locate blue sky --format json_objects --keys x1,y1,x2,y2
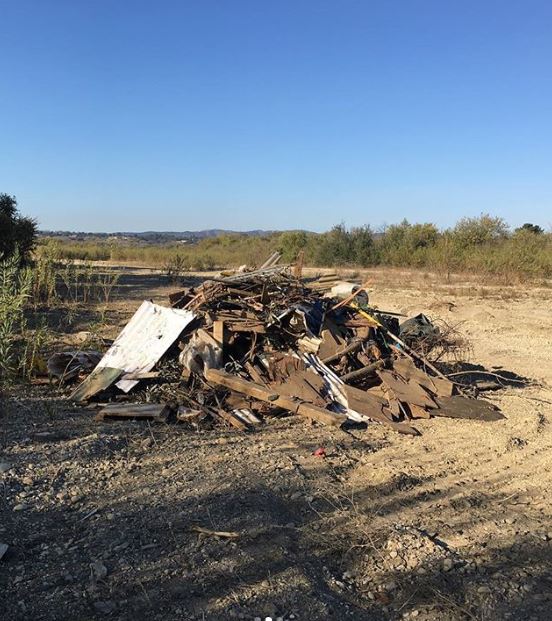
[{"x1": 1, "y1": 1, "x2": 551, "y2": 232}]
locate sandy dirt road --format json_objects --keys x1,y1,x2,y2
[{"x1": 1, "y1": 269, "x2": 551, "y2": 620}]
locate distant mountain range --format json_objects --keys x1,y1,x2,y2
[{"x1": 39, "y1": 229, "x2": 281, "y2": 242}]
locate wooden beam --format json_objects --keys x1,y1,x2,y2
[
  {"x1": 340, "y1": 359, "x2": 387, "y2": 383},
  {"x1": 205, "y1": 368, "x2": 347, "y2": 427},
  {"x1": 344, "y1": 385, "x2": 420, "y2": 436},
  {"x1": 96, "y1": 403, "x2": 170, "y2": 422},
  {"x1": 212, "y1": 320, "x2": 226, "y2": 348}
]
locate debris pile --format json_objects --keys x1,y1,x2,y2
[{"x1": 67, "y1": 265, "x2": 504, "y2": 435}]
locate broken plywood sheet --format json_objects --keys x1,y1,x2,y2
[
  {"x1": 393, "y1": 357, "x2": 454, "y2": 398},
  {"x1": 271, "y1": 370, "x2": 328, "y2": 407},
  {"x1": 317, "y1": 324, "x2": 346, "y2": 360},
  {"x1": 377, "y1": 369, "x2": 437, "y2": 409},
  {"x1": 72, "y1": 301, "x2": 195, "y2": 399},
  {"x1": 343, "y1": 384, "x2": 419, "y2": 436},
  {"x1": 433, "y1": 396, "x2": 505, "y2": 421}
]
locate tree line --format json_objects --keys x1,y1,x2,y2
[
  {"x1": 1, "y1": 192, "x2": 550, "y2": 279},
  {"x1": 278, "y1": 217, "x2": 551, "y2": 278}
]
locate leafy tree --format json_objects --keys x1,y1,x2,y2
[
  {"x1": 315, "y1": 224, "x2": 353, "y2": 266},
  {"x1": 516, "y1": 223, "x2": 544, "y2": 235},
  {"x1": 350, "y1": 226, "x2": 376, "y2": 266},
  {"x1": 0, "y1": 194, "x2": 37, "y2": 264},
  {"x1": 278, "y1": 230, "x2": 309, "y2": 262}
]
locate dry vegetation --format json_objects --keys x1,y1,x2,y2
[{"x1": 41, "y1": 216, "x2": 552, "y2": 281}]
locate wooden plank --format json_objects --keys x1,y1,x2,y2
[
  {"x1": 212, "y1": 320, "x2": 226, "y2": 348},
  {"x1": 120, "y1": 371, "x2": 160, "y2": 381},
  {"x1": 205, "y1": 368, "x2": 347, "y2": 427},
  {"x1": 322, "y1": 338, "x2": 362, "y2": 364},
  {"x1": 225, "y1": 321, "x2": 266, "y2": 333},
  {"x1": 69, "y1": 367, "x2": 123, "y2": 402},
  {"x1": 270, "y1": 371, "x2": 327, "y2": 407},
  {"x1": 377, "y1": 369, "x2": 437, "y2": 409},
  {"x1": 96, "y1": 403, "x2": 170, "y2": 422},
  {"x1": 393, "y1": 358, "x2": 454, "y2": 398},
  {"x1": 293, "y1": 250, "x2": 304, "y2": 279},
  {"x1": 344, "y1": 385, "x2": 420, "y2": 436},
  {"x1": 341, "y1": 359, "x2": 386, "y2": 383},
  {"x1": 408, "y1": 404, "x2": 431, "y2": 419},
  {"x1": 244, "y1": 361, "x2": 267, "y2": 385}
]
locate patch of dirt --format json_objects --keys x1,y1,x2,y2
[{"x1": 1, "y1": 270, "x2": 551, "y2": 620}]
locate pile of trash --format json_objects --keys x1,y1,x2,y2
[{"x1": 64, "y1": 261, "x2": 503, "y2": 435}]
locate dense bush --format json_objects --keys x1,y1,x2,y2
[{"x1": 0, "y1": 194, "x2": 37, "y2": 264}]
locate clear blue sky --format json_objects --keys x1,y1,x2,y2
[{"x1": 1, "y1": 1, "x2": 551, "y2": 232}]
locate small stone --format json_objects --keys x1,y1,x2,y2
[
  {"x1": 384, "y1": 580, "x2": 397, "y2": 591},
  {"x1": 90, "y1": 561, "x2": 108, "y2": 581},
  {"x1": 443, "y1": 558, "x2": 454, "y2": 572},
  {"x1": 93, "y1": 600, "x2": 115, "y2": 615},
  {"x1": 13, "y1": 504, "x2": 27, "y2": 512},
  {"x1": 477, "y1": 586, "x2": 491, "y2": 594},
  {"x1": 0, "y1": 463, "x2": 12, "y2": 474}
]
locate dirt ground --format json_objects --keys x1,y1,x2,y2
[{"x1": 1, "y1": 268, "x2": 551, "y2": 621}]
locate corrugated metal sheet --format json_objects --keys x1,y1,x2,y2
[{"x1": 95, "y1": 300, "x2": 195, "y2": 392}]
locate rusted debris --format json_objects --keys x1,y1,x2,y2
[{"x1": 68, "y1": 257, "x2": 504, "y2": 435}]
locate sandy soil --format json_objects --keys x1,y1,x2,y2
[{"x1": 1, "y1": 269, "x2": 551, "y2": 621}]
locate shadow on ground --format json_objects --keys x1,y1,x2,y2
[{"x1": 1, "y1": 392, "x2": 551, "y2": 621}]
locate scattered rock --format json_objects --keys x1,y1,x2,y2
[
  {"x1": 0, "y1": 462, "x2": 12, "y2": 474},
  {"x1": 90, "y1": 561, "x2": 108, "y2": 581},
  {"x1": 443, "y1": 558, "x2": 454, "y2": 572},
  {"x1": 93, "y1": 600, "x2": 115, "y2": 615}
]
